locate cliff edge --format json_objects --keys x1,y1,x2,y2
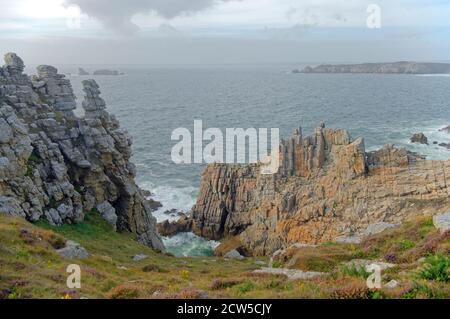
[{"x1": 0, "y1": 53, "x2": 164, "y2": 250}]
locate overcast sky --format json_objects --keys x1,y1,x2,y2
[{"x1": 0, "y1": 0, "x2": 449, "y2": 65}]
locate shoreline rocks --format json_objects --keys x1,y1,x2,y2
[
  {"x1": 176, "y1": 122, "x2": 450, "y2": 256},
  {"x1": 157, "y1": 214, "x2": 192, "y2": 237},
  {"x1": 439, "y1": 125, "x2": 450, "y2": 134},
  {"x1": 410, "y1": 133, "x2": 428, "y2": 145}
]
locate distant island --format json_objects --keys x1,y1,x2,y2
[
  {"x1": 93, "y1": 69, "x2": 123, "y2": 76},
  {"x1": 297, "y1": 62, "x2": 450, "y2": 74},
  {"x1": 78, "y1": 67, "x2": 89, "y2": 76}
]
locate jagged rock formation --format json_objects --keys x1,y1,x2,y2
[
  {"x1": 0, "y1": 53, "x2": 163, "y2": 251},
  {"x1": 176, "y1": 124, "x2": 450, "y2": 256},
  {"x1": 301, "y1": 62, "x2": 450, "y2": 74}
]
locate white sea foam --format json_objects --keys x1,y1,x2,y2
[
  {"x1": 139, "y1": 180, "x2": 198, "y2": 223},
  {"x1": 367, "y1": 122, "x2": 450, "y2": 160},
  {"x1": 416, "y1": 74, "x2": 450, "y2": 77},
  {"x1": 163, "y1": 232, "x2": 220, "y2": 257},
  {"x1": 139, "y1": 180, "x2": 219, "y2": 256}
]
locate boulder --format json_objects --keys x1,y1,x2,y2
[
  {"x1": 253, "y1": 268, "x2": 323, "y2": 280},
  {"x1": 335, "y1": 235, "x2": 362, "y2": 244},
  {"x1": 362, "y1": 222, "x2": 397, "y2": 237},
  {"x1": 344, "y1": 259, "x2": 396, "y2": 271},
  {"x1": 132, "y1": 254, "x2": 148, "y2": 262},
  {"x1": 157, "y1": 215, "x2": 192, "y2": 237},
  {"x1": 56, "y1": 240, "x2": 89, "y2": 259},
  {"x1": 224, "y1": 249, "x2": 244, "y2": 260},
  {"x1": 433, "y1": 212, "x2": 450, "y2": 233},
  {"x1": 410, "y1": 133, "x2": 428, "y2": 144}
]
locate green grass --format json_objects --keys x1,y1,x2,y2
[
  {"x1": 0, "y1": 215, "x2": 277, "y2": 299},
  {"x1": 399, "y1": 240, "x2": 416, "y2": 251},
  {"x1": 236, "y1": 281, "x2": 255, "y2": 294},
  {"x1": 340, "y1": 264, "x2": 371, "y2": 279},
  {"x1": 37, "y1": 210, "x2": 112, "y2": 241},
  {"x1": 401, "y1": 282, "x2": 448, "y2": 299},
  {"x1": 419, "y1": 254, "x2": 449, "y2": 282},
  {"x1": 0, "y1": 214, "x2": 448, "y2": 299}
]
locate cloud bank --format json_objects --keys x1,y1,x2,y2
[{"x1": 64, "y1": 0, "x2": 238, "y2": 35}]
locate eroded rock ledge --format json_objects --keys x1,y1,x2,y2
[
  {"x1": 169, "y1": 123, "x2": 449, "y2": 256},
  {"x1": 0, "y1": 53, "x2": 163, "y2": 251}
]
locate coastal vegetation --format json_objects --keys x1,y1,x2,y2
[{"x1": 0, "y1": 214, "x2": 447, "y2": 299}]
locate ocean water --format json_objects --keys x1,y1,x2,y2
[{"x1": 60, "y1": 65, "x2": 450, "y2": 256}]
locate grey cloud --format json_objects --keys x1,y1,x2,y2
[{"x1": 64, "y1": 0, "x2": 239, "y2": 35}]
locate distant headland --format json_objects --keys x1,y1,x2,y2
[{"x1": 295, "y1": 61, "x2": 450, "y2": 74}]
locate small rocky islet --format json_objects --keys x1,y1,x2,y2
[
  {"x1": 77, "y1": 68, "x2": 123, "y2": 76},
  {"x1": 410, "y1": 131, "x2": 450, "y2": 149}
]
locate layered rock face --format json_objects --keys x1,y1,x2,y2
[
  {"x1": 0, "y1": 53, "x2": 163, "y2": 250},
  {"x1": 186, "y1": 124, "x2": 450, "y2": 256}
]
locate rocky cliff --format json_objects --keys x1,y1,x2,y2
[
  {"x1": 0, "y1": 53, "x2": 163, "y2": 250},
  {"x1": 301, "y1": 62, "x2": 450, "y2": 74},
  {"x1": 175, "y1": 124, "x2": 450, "y2": 256}
]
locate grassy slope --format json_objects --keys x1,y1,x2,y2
[{"x1": 0, "y1": 213, "x2": 448, "y2": 299}]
